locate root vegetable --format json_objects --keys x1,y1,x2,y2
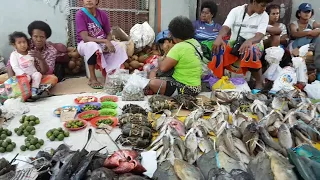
[
  {"x1": 124, "y1": 62, "x2": 130, "y2": 69},
  {"x1": 68, "y1": 51, "x2": 80, "y2": 58},
  {"x1": 129, "y1": 60, "x2": 142, "y2": 69},
  {"x1": 76, "y1": 60, "x2": 82, "y2": 66},
  {"x1": 138, "y1": 55, "x2": 148, "y2": 63},
  {"x1": 127, "y1": 40, "x2": 134, "y2": 57},
  {"x1": 132, "y1": 55, "x2": 138, "y2": 61},
  {"x1": 306, "y1": 51, "x2": 314, "y2": 56},
  {"x1": 68, "y1": 61, "x2": 76, "y2": 69}
]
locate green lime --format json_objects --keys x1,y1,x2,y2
[
  {"x1": 29, "y1": 145, "x2": 36, "y2": 151},
  {"x1": 26, "y1": 126, "x2": 33, "y2": 132},
  {"x1": 64, "y1": 131, "x2": 70, "y2": 137},
  {"x1": 0, "y1": 140, "x2": 3, "y2": 145},
  {"x1": 30, "y1": 130, "x2": 36, "y2": 135},
  {"x1": 73, "y1": 125, "x2": 79, "y2": 128},
  {"x1": 2, "y1": 141, "x2": 8, "y2": 148},
  {"x1": 29, "y1": 121, "x2": 36, "y2": 126},
  {"x1": 53, "y1": 130, "x2": 60, "y2": 137},
  {"x1": 49, "y1": 136, "x2": 55, "y2": 141},
  {"x1": 26, "y1": 142, "x2": 31, "y2": 147},
  {"x1": 20, "y1": 145, "x2": 26, "y2": 151},
  {"x1": 0, "y1": 134, "x2": 7, "y2": 140},
  {"x1": 29, "y1": 115, "x2": 36, "y2": 121},
  {"x1": 14, "y1": 128, "x2": 19, "y2": 133},
  {"x1": 6, "y1": 144, "x2": 13, "y2": 152},
  {"x1": 22, "y1": 115, "x2": 26, "y2": 119},
  {"x1": 58, "y1": 127, "x2": 63, "y2": 132},
  {"x1": 57, "y1": 134, "x2": 64, "y2": 141},
  {"x1": 17, "y1": 130, "x2": 22, "y2": 136},
  {"x1": 23, "y1": 122, "x2": 29, "y2": 126},
  {"x1": 19, "y1": 118, "x2": 24, "y2": 123},
  {"x1": 6, "y1": 139, "x2": 11, "y2": 143},
  {"x1": 11, "y1": 142, "x2": 16, "y2": 148},
  {"x1": 46, "y1": 132, "x2": 52, "y2": 138},
  {"x1": 31, "y1": 139, "x2": 38, "y2": 145},
  {"x1": 6, "y1": 131, "x2": 12, "y2": 136},
  {"x1": 0, "y1": 147, "x2": 5, "y2": 153},
  {"x1": 23, "y1": 131, "x2": 29, "y2": 137},
  {"x1": 66, "y1": 124, "x2": 71, "y2": 128},
  {"x1": 0, "y1": 127, "x2": 3, "y2": 131},
  {"x1": 35, "y1": 119, "x2": 40, "y2": 124},
  {"x1": 39, "y1": 139, "x2": 44, "y2": 145},
  {"x1": 35, "y1": 143, "x2": 41, "y2": 149}
]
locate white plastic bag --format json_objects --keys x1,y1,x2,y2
[
  {"x1": 263, "y1": 47, "x2": 284, "y2": 81},
  {"x1": 271, "y1": 66, "x2": 297, "y2": 92},
  {"x1": 292, "y1": 57, "x2": 308, "y2": 83},
  {"x1": 305, "y1": 81, "x2": 320, "y2": 99},
  {"x1": 104, "y1": 69, "x2": 129, "y2": 95},
  {"x1": 122, "y1": 73, "x2": 150, "y2": 101},
  {"x1": 130, "y1": 22, "x2": 155, "y2": 49}
]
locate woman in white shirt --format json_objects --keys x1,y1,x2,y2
[{"x1": 209, "y1": 0, "x2": 272, "y2": 93}]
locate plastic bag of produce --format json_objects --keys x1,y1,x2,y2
[
  {"x1": 130, "y1": 22, "x2": 155, "y2": 50},
  {"x1": 292, "y1": 57, "x2": 308, "y2": 83},
  {"x1": 263, "y1": 47, "x2": 284, "y2": 81},
  {"x1": 4, "y1": 75, "x2": 31, "y2": 101},
  {"x1": 270, "y1": 66, "x2": 297, "y2": 93},
  {"x1": 104, "y1": 69, "x2": 129, "y2": 95},
  {"x1": 122, "y1": 73, "x2": 150, "y2": 101}
]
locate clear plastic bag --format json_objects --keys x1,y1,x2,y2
[
  {"x1": 104, "y1": 69, "x2": 129, "y2": 95},
  {"x1": 122, "y1": 73, "x2": 150, "y2": 101},
  {"x1": 263, "y1": 47, "x2": 284, "y2": 81}
]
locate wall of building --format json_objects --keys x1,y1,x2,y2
[{"x1": 0, "y1": 0, "x2": 68, "y2": 60}]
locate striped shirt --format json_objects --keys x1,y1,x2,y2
[{"x1": 193, "y1": 20, "x2": 222, "y2": 42}]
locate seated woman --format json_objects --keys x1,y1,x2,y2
[
  {"x1": 149, "y1": 16, "x2": 202, "y2": 96},
  {"x1": 264, "y1": 4, "x2": 288, "y2": 48},
  {"x1": 289, "y1": 3, "x2": 320, "y2": 50},
  {"x1": 209, "y1": 0, "x2": 272, "y2": 93},
  {"x1": 7, "y1": 21, "x2": 60, "y2": 86},
  {"x1": 75, "y1": 0, "x2": 128, "y2": 89},
  {"x1": 193, "y1": 1, "x2": 222, "y2": 50}
]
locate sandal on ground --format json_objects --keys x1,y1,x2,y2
[{"x1": 88, "y1": 82, "x2": 103, "y2": 89}]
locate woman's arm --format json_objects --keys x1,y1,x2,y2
[
  {"x1": 289, "y1": 23, "x2": 309, "y2": 38},
  {"x1": 159, "y1": 57, "x2": 178, "y2": 72},
  {"x1": 267, "y1": 26, "x2": 282, "y2": 36},
  {"x1": 79, "y1": 31, "x2": 109, "y2": 44}
]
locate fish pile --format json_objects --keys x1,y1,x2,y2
[
  {"x1": 116, "y1": 104, "x2": 152, "y2": 149},
  {"x1": 150, "y1": 89, "x2": 320, "y2": 180}
]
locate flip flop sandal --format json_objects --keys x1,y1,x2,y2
[
  {"x1": 88, "y1": 83, "x2": 103, "y2": 89},
  {"x1": 251, "y1": 89, "x2": 261, "y2": 94}
]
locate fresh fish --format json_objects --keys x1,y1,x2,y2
[
  {"x1": 292, "y1": 128, "x2": 313, "y2": 145},
  {"x1": 168, "y1": 118, "x2": 186, "y2": 136},
  {"x1": 277, "y1": 124, "x2": 293, "y2": 149},
  {"x1": 198, "y1": 137, "x2": 213, "y2": 153},
  {"x1": 89, "y1": 167, "x2": 117, "y2": 180},
  {"x1": 184, "y1": 108, "x2": 204, "y2": 130},
  {"x1": 259, "y1": 126, "x2": 286, "y2": 156},
  {"x1": 173, "y1": 145, "x2": 184, "y2": 160},
  {"x1": 272, "y1": 97, "x2": 289, "y2": 113},
  {"x1": 287, "y1": 149, "x2": 317, "y2": 180},
  {"x1": 295, "y1": 112, "x2": 313, "y2": 123},
  {"x1": 270, "y1": 150, "x2": 297, "y2": 180},
  {"x1": 207, "y1": 168, "x2": 233, "y2": 180},
  {"x1": 239, "y1": 121, "x2": 251, "y2": 135},
  {"x1": 158, "y1": 135, "x2": 170, "y2": 162},
  {"x1": 185, "y1": 129, "x2": 198, "y2": 164},
  {"x1": 173, "y1": 159, "x2": 204, "y2": 180},
  {"x1": 230, "y1": 126, "x2": 242, "y2": 139},
  {"x1": 248, "y1": 152, "x2": 274, "y2": 180},
  {"x1": 196, "y1": 150, "x2": 218, "y2": 180},
  {"x1": 250, "y1": 100, "x2": 268, "y2": 119},
  {"x1": 71, "y1": 151, "x2": 98, "y2": 180},
  {"x1": 242, "y1": 123, "x2": 259, "y2": 156},
  {"x1": 217, "y1": 151, "x2": 246, "y2": 173},
  {"x1": 233, "y1": 137, "x2": 250, "y2": 156},
  {"x1": 222, "y1": 130, "x2": 239, "y2": 161},
  {"x1": 229, "y1": 169, "x2": 254, "y2": 180},
  {"x1": 153, "y1": 160, "x2": 179, "y2": 180},
  {"x1": 52, "y1": 150, "x2": 83, "y2": 180},
  {"x1": 267, "y1": 126, "x2": 278, "y2": 137},
  {"x1": 118, "y1": 173, "x2": 149, "y2": 180},
  {"x1": 156, "y1": 113, "x2": 168, "y2": 131}
]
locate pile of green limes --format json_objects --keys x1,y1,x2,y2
[
  {"x1": 65, "y1": 120, "x2": 85, "y2": 129},
  {"x1": 19, "y1": 115, "x2": 40, "y2": 126},
  {"x1": 0, "y1": 127, "x2": 12, "y2": 140},
  {"x1": 0, "y1": 138, "x2": 16, "y2": 153},
  {"x1": 46, "y1": 128, "x2": 69, "y2": 141},
  {"x1": 14, "y1": 124, "x2": 36, "y2": 137},
  {"x1": 20, "y1": 135, "x2": 44, "y2": 151}
]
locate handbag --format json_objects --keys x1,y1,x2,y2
[
  {"x1": 156, "y1": 41, "x2": 203, "y2": 77},
  {"x1": 230, "y1": 6, "x2": 247, "y2": 57}
]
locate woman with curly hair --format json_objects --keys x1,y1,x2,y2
[
  {"x1": 209, "y1": 0, "x2": 273, "y2": 93},
  {"x1": 148, "y1": 16, "x2": 203, "y2": 96},
  {"x1": 75, "y1": 0, "x2": 128, "y2": 89},
  {"x1": 7, "y1": 21, "x2": 63, "y2": 87}
]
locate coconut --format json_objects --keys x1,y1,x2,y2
[
  {"x1": 68, "y1": 61, "x2": 76, "y2": 69},
  {"x1": 68, "y1": 51, "x2": 80, "y2": 58},
  {"x1": 67, "y1": 47, "x2": 76, "y2": 52},
  {"x1": 76, "y1": 60, "x2": 82, "y2": 66},
  {"x1": 132, "y1": 55, "x2": 138, "y2": 61}
]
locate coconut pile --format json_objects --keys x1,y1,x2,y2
[{"x1": 65, "y1": 47, "x2": 83, "y2": 75}]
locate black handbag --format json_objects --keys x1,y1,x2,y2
[{"x1": 230, "y1": 6, "x2": 247, "y2": 57}]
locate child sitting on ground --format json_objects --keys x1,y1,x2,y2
[{"x1": 9, "y1": 31, "x2": 42, "y2": 98}]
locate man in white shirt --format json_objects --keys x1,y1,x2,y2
[{"x1": 209, "y1": 0, "x2": 272, "y2": 93}]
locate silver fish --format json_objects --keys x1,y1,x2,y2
[
  {"x1": 198, "y1": 137, "x2": 213, "y2": 153},
  {"x1": 292, "y1": 128, "x2": 313, "y2": 145},
  {"x1": 185, "y1": 129, "x2": 198, "y2": 164},
  {"x1": 196, "y1": 150, "x2": 218, "y2": 179},
  {"x1": 259, "y1": 126, "x2": 287, "y2": 156},
  {"x1": 184, "y1": 108, "x2": 204, "y2": 130},
  {"x1": 217, "y1": 151, "x2": 246, "y2": 173},
  {"x1": 173, "y1": 159, "x2": 205, "y2": 180},
  {"x1": 270, "y1": 150, "x2": 298, "y2": 180},
  {"x1": 277, "y1": 124, "x2": 293, "y2": 149},
  {"x1": 248, "y1": 152, "x2": 274, "y2": 180},
  {"x1": 233, "y1": 137, "x2": 250, "y2": 156}
]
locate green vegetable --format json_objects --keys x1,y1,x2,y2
[
  {"x1": 81, "y1": 104, "x2": 99, "y2": 111},
  {"x1": 66, "y1": 120, "x2": 85, "y2": 128},
  {"x1": 99, "y1": 109, "x2": 117, "y2": 116},
  {"x1": 96, "y1": 119, "x2": 114, "y2": 126},
  {"x1": 82, "y1": 113, "x2": 96, "y2": 119},
  {"x1": 101, "y1": 102, "x2": 118, "y2": 109}
]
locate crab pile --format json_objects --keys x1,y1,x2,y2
[
  {"x1": 148, "y1": 95, "x2": 176, "y2": 113},
  {"x1": 116, "y1": 104, "x2": 152, "y2": 148}
]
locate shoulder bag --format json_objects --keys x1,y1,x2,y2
[{"x1": 230, "y1": 6, "x2": 247, "y2": 57}]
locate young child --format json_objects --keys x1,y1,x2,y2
[{"x1": 9, "y1": 31, "x2": 42, "y2": 97}]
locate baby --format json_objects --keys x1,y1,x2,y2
[{"x1": 9, "y1": 31, "x2": 42, "y2": 97}]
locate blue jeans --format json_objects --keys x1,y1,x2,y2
[{"x1": 292, "y1": 37, "x2": 319, "y2": 49}]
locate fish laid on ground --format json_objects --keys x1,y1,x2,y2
[
  {"x1": 229, "y1": 169, "x2": 254, "y2": 180},
  {"x1": 88, "y1": 167, "x2": 118, "y2": 180},
  {"x1": 196, "y1": 150, "x2": 218, "y2": 180},
  {"x1": 270, "y1": 151, "x2": 298, "y2": 180},
  {"x1": 277, "y1": 124, "x2": 293, "y2": 149},
  {"x1": 217, "y1": 151, "x2": 246, "y2": 173},
  {"x1": 153, "y1": 160, "x2": 179, "y2": 180},
  {"x1": 248, "y1": 152, "x2": 274, "y2": 180},
  {"x1": 259, "y1": 126, "x2": 287, "y2": 156},
  {"x1": 173, "y1": 159, "x2": 204, "y2": 180},
  {"x1": 184, "y1": 108, "x2": 204, "y2": 130},
  {"x1": 291, "y1": 128, "x2": 313, "y2": 145},
  {"x1": 207, "y1": 168, "x2": 233, "y2": 180},
  {"x1": 242, "y1": 123, "x2": 259, "y2": 156},
  {"x1": 185, "y1": 129, "x2": 198, "y2": 164},
  {"x1": 287, "y1": 149, "x2": 317, "y2": 180}
]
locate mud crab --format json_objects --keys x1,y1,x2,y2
[
  {"x1": 118, "y1": 113, "x2": 151, "y2": 128},
  {"x1": 121, "y1": 123, "x2": 152, "y2": 139},
  {"x1": 148, "y1": 95, "x2": 176, "y2": 113},
  {"x1": 116, "y1": 136, "x2": 151, "y2": 149},
  {"x1": 122, "y1": 104, "x2": 148, "y2": 116},
  {"x1": 173, "y1": 94, "x2": 197, "y2": 110},
  {"x1": 104, "y1": 150, "x2": 146, "y2": 174}
]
